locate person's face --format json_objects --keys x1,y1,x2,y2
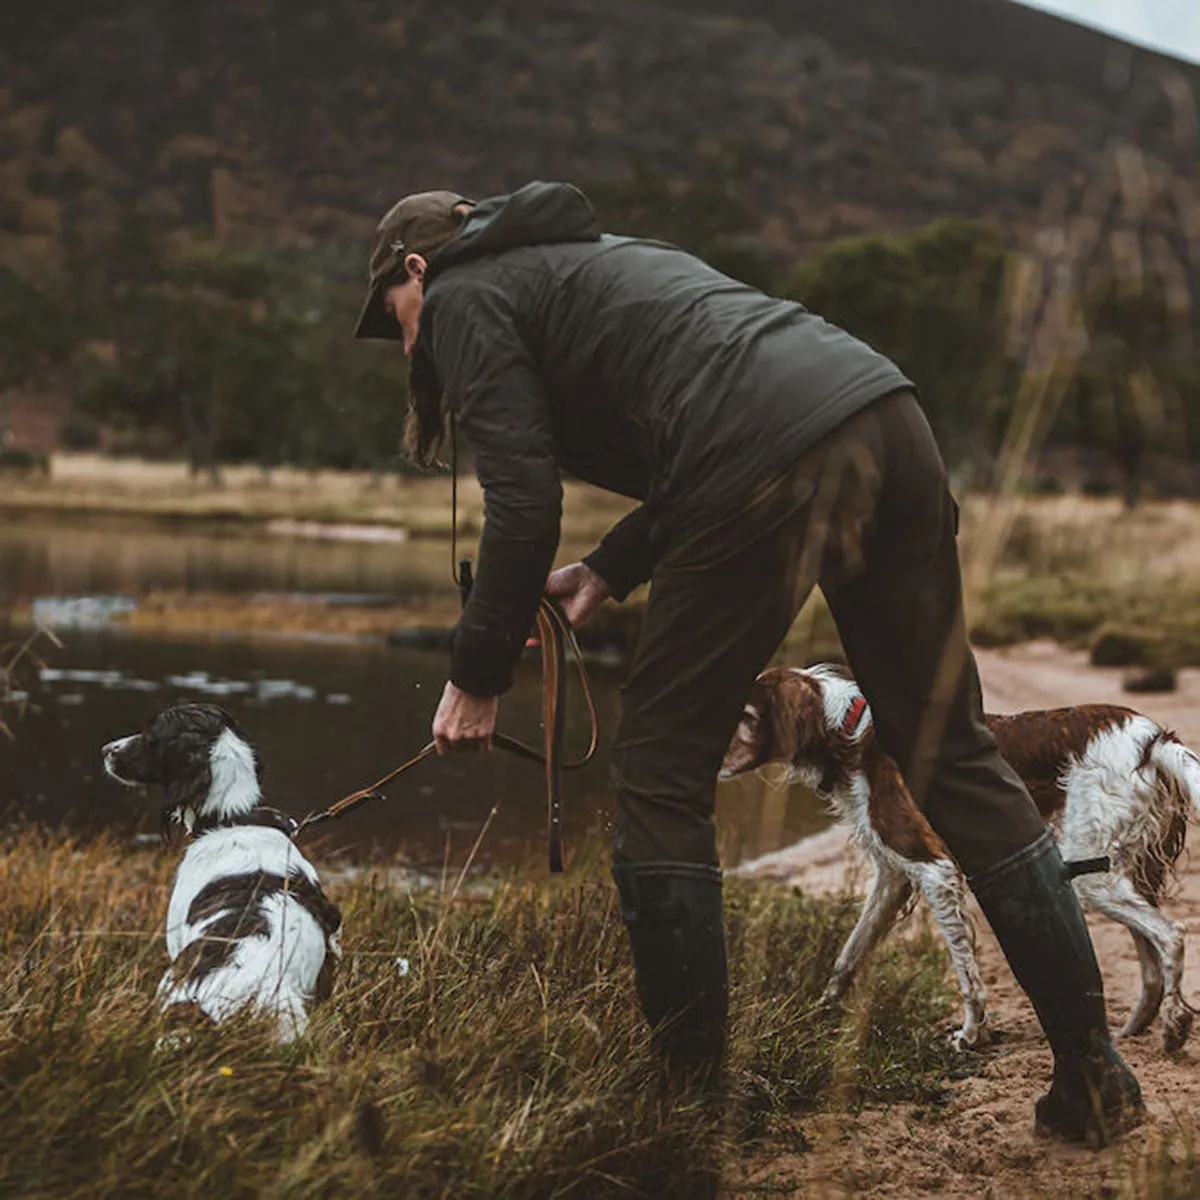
[{"x1": 384, "y1": 253, "x2": 428, "y2": 355}]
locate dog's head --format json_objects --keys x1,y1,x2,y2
[
  {"x1": 103, "y1": 702, "x2": 261, "y2": 836},
  {"x1": 720, "y1": 664, "x2": 868, "y2": 793}
]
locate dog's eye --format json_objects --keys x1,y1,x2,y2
[{"x1": 740, "y1": 706, "x2": 760, "y2": 733}]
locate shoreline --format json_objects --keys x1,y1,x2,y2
[
  {"x1": 6, "y1": 455, "x2": 1200, "y2": 669},
  {"x1": 0, "y1": 453, "x2": 638, "y2": 544}
]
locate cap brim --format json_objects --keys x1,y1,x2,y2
[{"x1": 353, "y1": 283, "x2": 403, "y2": 341}]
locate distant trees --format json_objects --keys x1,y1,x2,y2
[
  {"x1": 1057, "y1": 277, "x2": 1197, "y2": 506},
  {"x1": 780, "y1": 220, "x2": 1199, "y2": 498},
  {"x1": 588, "y1": 159, "x2": 783, "y2": 292},
  {"x1": 0, "y1": 267, "x2": 77, "y2": 451},
  {"x1": 781, "y1": 219, "x2": 1013, "y2": 478},
  {"x1": 69, "y1": 221, "x2": 412, "y2": 477},
  {"x1": 1, "y1": 187, "x2": 1197, "y2": 495}
]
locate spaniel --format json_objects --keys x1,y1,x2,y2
[
  {"x1": 103, "y1": 702, "x2": 341, "y2": 1043},
  {"x1": 721, "y1": 665, "x2": 1200, "y2": 1052}
]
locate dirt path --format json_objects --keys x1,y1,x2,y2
[{"x1": 738, "y1": 642, "x2": 1200, "y2": 1198}]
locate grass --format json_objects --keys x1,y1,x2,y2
[
  {"x1": 0, "y1": 830, "x2": 959, "y2": 1199},
  {"x1": 0, "y1": 627, "x2": 61, "y2": 738},
  {"x1": 961, "y1": 496, "x2": 1200, "y2": 666},
  {"x1": 1118, "y1": 1130, "x2": 1200, "y2": 1200}
]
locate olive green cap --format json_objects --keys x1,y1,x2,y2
[{"x1": 354, "y1": 190, "x2": 473, "y2": 340}]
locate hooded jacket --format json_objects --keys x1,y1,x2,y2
[{"x1": 413, "y1": 181, "x2": 912, "y2": 696}]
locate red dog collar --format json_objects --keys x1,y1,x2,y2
[{"x1": 841, "y1": 696, "x2": 868, "y2": 738}]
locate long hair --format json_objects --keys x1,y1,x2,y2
[
  {"x1": 403, "y1": 349, "x2": 449, "y2": 468},
  {"x1": 395, "y1": 202, "x2": 476, "y2": 468}
]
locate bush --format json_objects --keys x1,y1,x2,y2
[
  {"x1": 1090, "y1": 625, "x2": 1168, "y2": 669},
  {"x1": 780, "y1": 220, "x2": 1011, "y2": 467},
  {"x1": 106, "y1": 427, "x2": 181, "y2": 460},
  {"x1": 58, "y1": 417, "x2": 101, "y2": 450},
  {"x1": 1081, "y1": 476, "x2": 1117, "y2": 498},
  {"x1": 0, "y1": 448, "x2": 50, "y2": 475}
]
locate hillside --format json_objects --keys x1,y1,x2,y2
[{"x1": 2, "y1": 0, "x2": 1199, "y2": 277}]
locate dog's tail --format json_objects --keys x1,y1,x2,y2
[{"x1": 1146, "y1": 733, "x2": 1200, "y2": 820}]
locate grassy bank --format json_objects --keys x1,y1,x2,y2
[
  {"x1": 961, "y1": 497, "x2": 1200, "y2": 668},
  {"x1": 0, "y1": 454, "x2": 637, "y2": 548},
  {"x1": 0, "y1": 830, "x2": 960, "y2": 1198}
]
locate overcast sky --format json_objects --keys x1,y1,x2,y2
[{"x1": 1014, "y1": 0, "x2": 1200, "y2": 65}]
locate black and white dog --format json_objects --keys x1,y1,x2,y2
[{"x1": 103, "y1": 702, "x2": 342, "y2": 1043}]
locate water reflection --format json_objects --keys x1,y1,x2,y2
[
  {"x1": 0, "y1": 515, "x2": 832, "y2": 868},
  {"x1": 3, "y1": 629, "x2": 829, "y2": 868},
  {"x1": 0, "y1": 515, "x2": 451, "y2": 604}
]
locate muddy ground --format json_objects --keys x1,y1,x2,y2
[{"x1": 737, "y1": 642, "x2": 1200, "y2": 1199}]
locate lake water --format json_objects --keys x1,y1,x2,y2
[{"x1": 0, "y1": 515, "x2": 829, "y2": 868}]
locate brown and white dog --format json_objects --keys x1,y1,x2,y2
[{"x1": 720, "y1": 665, "x2": 1200, "y2": 1052}]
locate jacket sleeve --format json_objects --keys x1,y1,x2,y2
[
  {"x1": 582, "y1": 505, "x2": 657, "y2": 601},
  {"x1": 427, "y1": 280, "x2": 563, "y2": 697}
]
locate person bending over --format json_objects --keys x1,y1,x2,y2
[{"x1": 355, "y1": 181, "x2": 1142, "y2": 1143}]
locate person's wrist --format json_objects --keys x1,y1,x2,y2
[
  {"x1": 447, "y1": 676, "x2": 502, "y2": 702},
  {"x1": 579, "y1": 562, "x2": 609, "y2": 595}
]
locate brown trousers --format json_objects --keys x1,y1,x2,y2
[{"x1": 609, "y1": 389, "x2": 1046, "y2": 877}]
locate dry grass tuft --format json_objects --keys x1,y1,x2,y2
[
  {"x1": 0, "y1": 830, "x2": 957, "y2": 1198},
  {"x1": 0, "y1": 626, "x2": 61, "y2": 739},
  {"x1": 961, "y1": 497, "x2": 1200, "y2": 664}
]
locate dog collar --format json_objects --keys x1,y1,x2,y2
[
  {"x1": 172, "y1": 805, "x2": 300, "y2": 840},
  {"x1": 841, "y1": 696, "x2": 868, "y2": 738}
]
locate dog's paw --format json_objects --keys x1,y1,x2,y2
[
  {"x1": 818, "y1": 982, "x2": 848, "y2": 1011},
  {"x1": 949, "y1": 1021, "x2": 993, "y2": 1052},
  {"x1": 1162, "y1": 1009, "x2": 1194, "y2": 1055}
]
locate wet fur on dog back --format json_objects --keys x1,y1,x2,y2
[{"x1": 723, "y1": 665, "x2": 1200, "y2": 1052}]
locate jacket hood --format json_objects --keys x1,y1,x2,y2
[{"x1": 427, "y1": 181, "x2": 601, "y2": 280}]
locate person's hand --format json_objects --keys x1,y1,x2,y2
[
  {"x1": 543, "y1": 561, "x2": 611, "y2": 629},
  {"x1": 432, "y1": 680, "x2": 498, "y2": 756}
]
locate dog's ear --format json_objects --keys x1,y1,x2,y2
[
  {"x1": 210, "y1": 705, "x2": 263, "y2": 782},
  {"x1": 213, "y1": 705, "x2": 245, "y2": 738},
  {"x1": 767, "y1": 671, "x2": 827, "y2": 765},
  {"x1": 162, "y1": 744, "x2": 213, "y2": 817},
  {"x1": 721, "y1": 686, "x2": 772, "y2": 778}
]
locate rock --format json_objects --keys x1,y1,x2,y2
[
  {"x1": 1089, "y1": 625, "x2": 1163, "y2": 668},
  {"x1": 1122, "y1": 666, "x2": 1178, "y2": 694}
]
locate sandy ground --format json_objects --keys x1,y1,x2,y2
[{"x1": 736, "y1": 642, "x2": 1200, "y2": 1199}]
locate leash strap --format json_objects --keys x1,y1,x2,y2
[
  {"x1": 538, "y1": 599, "x2": 566, "y2": 872},
  {"x1": 294, "y1": 742, "x2": 438, "y2": 835},
  {"x1": 294, "y1": 599, "x2": 595, "y2": 860},
  {"x1": 296, "y1": 412, "x2": 598, "y2": 870}
]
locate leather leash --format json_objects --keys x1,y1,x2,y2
[{"x1": 295, "y1": 415, "x2": 599, "y2": 872}]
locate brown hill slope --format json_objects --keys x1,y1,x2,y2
[{"x1": 2, "y1": 0, "x2": 1199, "y2": 275}]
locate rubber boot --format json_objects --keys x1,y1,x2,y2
[
  {"x1": 968, "y1": 829, "x2": 1145, "y2": 1145},
  {"x1": 612, "y1": 860, "x2": 728, "y2": 1087}
]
